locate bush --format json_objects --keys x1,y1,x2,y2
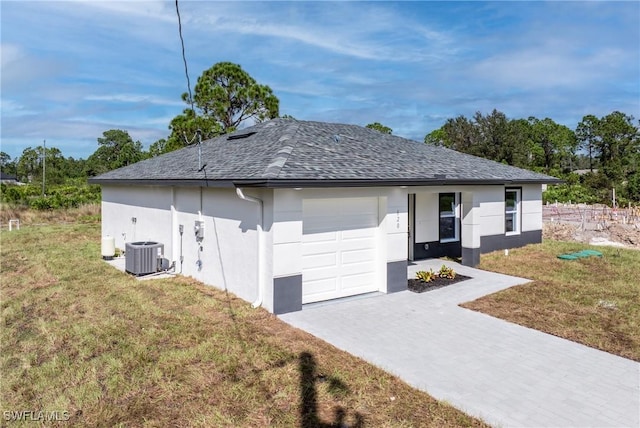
[
  {"x1": 0, "y1": 185, "x2": 23, "y2": 204},
  {"x1": 2, "y1": 183, "x2": 101, "y2": 210},
  {"x1": 543, "y1": 183, "x2": 599, "y2": 205},
  {"x1": 438, "y1": 265, "x2": 456, "y2": 279},
  {"x1": 416, "y1": 269, "x2": 436, "y2": 283},
  {"x1": 29, "y1": 197, "x2": 55, "y2": 210}
]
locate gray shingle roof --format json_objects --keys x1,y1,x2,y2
[{"x1": 90, "y1": 118, "x2": 561, "y2": 187}]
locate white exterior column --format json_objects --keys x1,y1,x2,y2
[{"x1": 461, "y1": 190, "x2": 481, "y2": 266}]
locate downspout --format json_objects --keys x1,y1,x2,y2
[
  {"x1": 172, "y1": 187, "x2": 182, "y2": 273},
  {"x1": 235, "y1": 187, "x2": 264, "y2": 309}
]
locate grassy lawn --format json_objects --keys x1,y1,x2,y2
[
  {"x1": 461, "y1": 241, "x2": 640, "y2": 362},
  {"x1": 1, "y1": 221, "x2": 484, "y2": 427}
]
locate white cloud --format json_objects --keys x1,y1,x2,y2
[
  {"x1": 0, "y1": 43, "x2": 24, "y2": 67},
  {"x1": 0, "y1": 43, "x2": 66, "y2": 89},
  {"x1": 84, "y1": 94, "x2": 184, "y2": 108},
  {"x1": 0, "y1": 99, "x2": 38, "y2": 117},
  {"x1": 73, "y1": 0, "x2": 173, "y2": 21},
  {"x1": 472, "y1": 45, "x2": 629, "y2": 90},
  {"x1": 34, "y1": 0, "x2": 175, "y2": 27},
  {"x1": 184, "y1": 2, "x2": 454, "y2": 63}
]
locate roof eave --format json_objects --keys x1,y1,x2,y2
[
  {"x1": 235, "y1": 177, "x2": 563, "y2": 188},
  {"x1": 88, "y1": 178, "x2": 236, "y2": 188},
  {"x1": 89, "y1": 177, "x2": 562, "y2": 188}
]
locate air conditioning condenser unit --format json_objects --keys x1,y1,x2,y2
[{"x1": 125, "y1": 241, "x2": 164, "y2": 275}]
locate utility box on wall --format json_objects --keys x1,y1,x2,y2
[{"x1": 194, "y1": 221, "x2": 205, "y2": 242}]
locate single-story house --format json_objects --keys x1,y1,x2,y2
[
  {"x1": 1, "y1": 172, "x2": 21, "y2": 185},
  {"x1": 90, "y1": 118, "x2": 560, "y2": 314}
]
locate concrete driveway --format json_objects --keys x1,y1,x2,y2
[{"x1": 279, "y1": 260, "x2": 640, "y2": 428}]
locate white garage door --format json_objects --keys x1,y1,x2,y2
[{"x1": 302, "y1": 197, "x2": 379, "y2": 304}]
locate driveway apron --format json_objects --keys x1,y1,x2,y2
[{"x1": 279, "y1": 261, "x2": 640, "y2": 428}]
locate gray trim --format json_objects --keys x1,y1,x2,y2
[
  {"x1": 462, "y1": 230, "x2": 542, "y2": 267},
  {"x1": 414, "y1": 240, "x2": 462, "y2": 260},
  {"x1": 273, "y1": 275, "x2": 302, "y2": 315},
  {"x1": 481, "y1": 230, "x2": 542, "y2": 253},
  {"x1": 241, "y1": 178, "x2": 562, "y2": 187},
  {"x1": 462, "y1": 247, "x2": 481, "y2": 267},
  {"x1": 387, "y1": 260, "x2": 408, "y2": 293},
  {"x1": 88, "y1": 178, "x2": 236, "y2": 188}
]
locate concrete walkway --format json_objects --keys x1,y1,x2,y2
[{"x1": 280, "y1": 260, "x2": 640, "y2": 428}]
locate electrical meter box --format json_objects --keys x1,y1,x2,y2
[{"x1": 194, "y1": 220, "x2": 205, "y2": 241}]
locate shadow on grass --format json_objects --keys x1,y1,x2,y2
[{"x1": 299, "y1": 351, "x2": 364, "y2": 428}]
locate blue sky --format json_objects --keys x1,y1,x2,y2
[{"x1": 1, "y1": 1, "x2": 639, "y2": 160}]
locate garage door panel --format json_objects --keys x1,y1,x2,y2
[
  {"x1": 340, "y1": 261, "x2": 374, "y2": 276},
  {"x1": 339, "y1": 213, "x2": 378, "y2": 230},
  {"x1": 304, "y1": 199, "x2": 335, "y2": 213},
  {"x1": 302, "y1": 197, "x2": 380, "y2": 304},
  {"x1": 302, "y1": 230, "x2": 338, "y2": 242},
  {"x1": 302, "y1": 252, "x2": 337, "y2": 271},
  {"x1": 339, "y1": 237, "x2": 374, "y2": 248},
  {"x1": 342, "y1": 227, "x2": 376, "y2": 240},
  {"x1": 304, "y1": 278, "x2": 338, "y2": 299},
  {"x1": 304, "y1": 267, "x2": 340, "y2": 282},
  {"x1": 341, "y1": 248, "x2": 375, "y2": 264},
  {"x1": 302, "y1": 240, "x2": 339, "y2": 254},
  {"x1": 303, "y1": 248, "x2": 337, "y2": 258},
  {"x1": 341, "y1": 272, "x2": 376, "y2": 291},
  {"x1": 303, "y1": 220, "x2": 339, "y2": 235},
  {"x1": 343, "y1": 198, "x2": 378, "y2": 213}
]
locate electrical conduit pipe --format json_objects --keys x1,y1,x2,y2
[{"x1": 235, "y1": 187, "x2": 264, "y2": 308}]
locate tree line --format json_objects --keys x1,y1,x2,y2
[
  {"x1": 2, "y1": 61, "x2": 638, "y2": 206},
  {"x1": 425, "y1": 110, "x2": 640, "y2": 204}
]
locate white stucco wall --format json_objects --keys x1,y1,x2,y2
[
  {"x1": 414, "y1": 192, "x2": 438, "y2": 242},
  {"x1": 385, "y1": 187, "x2": 409, "y2": 263},
  {"x1": 476, "y1": 184, "x2": 542, "y2": 235},
  {"x1": 101, "y1": 185, "x2": 173, "y2": 254},
  {"x1": 411, "y1": 184, "x2": 544, "y2": 245},
  {"x1": 101, "y1": 185, "x2": 263, "y2": 305},
  {"x1": 173, "y1": 187, "x2": 262, "y2": 304},
  {"x1": 475, "y1": 186, "x2": 505, "y2": 236},
  {"x1": 522, "y1": 184, "x2": 543, "y2": 232}
]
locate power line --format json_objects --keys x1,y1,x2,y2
[
  {"x1": 42, "y1": 139, "x2": 46, "y2": 197},
  {"x1": 175, "y1": 0, "x2": 195, "y2": 116}
]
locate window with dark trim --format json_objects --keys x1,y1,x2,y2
[
  {"x1": 439, "y1": 192, "x2": 459, "y2": 242},
  {"x1": 505, "y1": 188, "x2": 521, "y2": 235}
]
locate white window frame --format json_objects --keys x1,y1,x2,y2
[
  {"x1": 439, "y1": 192, "x2": 460, "y2": 243},
  {"x1": 505, "y1": 188, "x2": 521, "y2": 236}
]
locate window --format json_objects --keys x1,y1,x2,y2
[
  {"x1": 505, "y1": 188, "x2": 521, "y2": 235},
  {"x1": 439, "y1": 193, "x2": 459, "y2": 242}
]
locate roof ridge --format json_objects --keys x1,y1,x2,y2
[{"x1": 262, "y1": 121, "x2": 302, "y2": 178}]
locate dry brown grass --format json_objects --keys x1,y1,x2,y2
[
  {"x1": 462, "y1": 241, "x2": 640, "y2": 361},
  {"x1": 1, "y1": 223, "x2": 485, "y2": 427},
  {"x1": 0, "y1": 203, "x2": 100, "y2": 227}
]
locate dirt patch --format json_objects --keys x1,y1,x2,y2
[
  {"x1": 408, "y1": 274, "x2": 472, "y2": 293},
  {"x1": 542, "y1": 203, "x2": 640, "y2": 249},
  {"x1": 543, "y1": 221, "x2": 640, "y2": 249}
]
